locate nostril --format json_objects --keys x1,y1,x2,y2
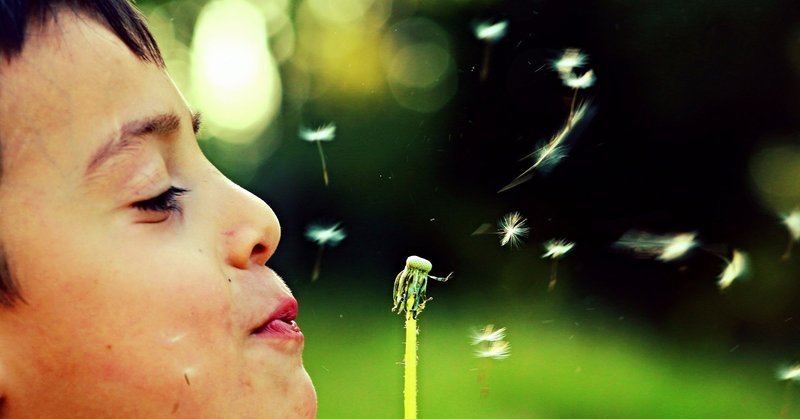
[{"x1": 252, "y1": 243, "x2": 268, "y2": 262}]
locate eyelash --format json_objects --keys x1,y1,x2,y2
[{"x1": 132, "y1": 186, "x2": 189, "y2": 214}]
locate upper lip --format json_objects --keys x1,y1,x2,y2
[{"x1": 250, "y1": 297, "x2": 298, "y2": 334}]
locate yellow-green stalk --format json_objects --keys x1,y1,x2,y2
[
  {"x1": 404, "y1": 301, "x2": 418, "y2": 419},
  {"x1": 392, "y1": 256, "x2": 450, "y2": 419}
]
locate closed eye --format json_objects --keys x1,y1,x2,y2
[{"x1": 132, "y1": 186, "x2": 189, "y2": 214}]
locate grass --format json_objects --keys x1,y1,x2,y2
[{"x1": 298, "y1": 282, "x2": 788, "y2": 418}]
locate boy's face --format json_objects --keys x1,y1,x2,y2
[{"x1": 0, "y1": 11, "x2": 315, "y2": 418}]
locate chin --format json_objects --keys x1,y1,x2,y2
[
  {"x1": 292, "y1": 369, "x2": 317, "y2": 418},
  {"x1": 262, "y1": 367, "x2": 316, "y2": 418}
]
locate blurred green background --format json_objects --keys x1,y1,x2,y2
[{"x1": 140, "y1": 0, "x2": 800, "y2": 416}]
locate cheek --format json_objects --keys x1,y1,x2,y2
[{"x1": 7, "y1": 238, "x2": 240, "y2": 409}]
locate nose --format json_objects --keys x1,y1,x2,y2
[{"x1": 220, "y1": 179, "x2": 281, "y2": 269}]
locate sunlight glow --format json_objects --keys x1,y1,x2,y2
[
  {"x1": 307, "y1": 0, "x2": 385, "y2": 25},
  {"x1": 190, "y1": 0, "x2": 281, "y2": 144}
]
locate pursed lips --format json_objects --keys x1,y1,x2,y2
[{"x1": 249, "y1": 297, "x2": 304, "y2": 348}]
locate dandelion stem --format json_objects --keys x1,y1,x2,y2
[
  {"x1": 782, "y1": 237, "x2": 794, "y2": 261},
  {"x1": 404, "y1": 300, "x2": 418, "y2": 419},
  {"x1": 392, "y1": 256, "x2": 452, "y2": 419},
  {"x1": 568, "y1": 88, "x2": 579, "y2": 128},
  {"x1": 478, "y1": 357, "x2": 491, "y2": 398},
  {"x1": 393, "y1": 256, "x2": 449, "y2": 419},
  {"x1": 781, "y1": 380, "x2": 793, "y2": 419},
  {"x1": 480, "y1": 43, "x2": 493, "y2": 81},
  {"x1": 311, "y1": 245, "x2": 325, "y2": 282},
  {"x1": 548, "y1": 257, "x2": 559, "y2": 291},
  {"x1": 315, "y1": 140, "x2": 329, "y2": 186}
]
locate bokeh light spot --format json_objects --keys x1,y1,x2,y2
[
  {"x1": 190, "y1": 0, "x2": 281, "y2": 144},
  {"x1": 749, "y1": 142, "x2": 800, "y2": 211},
  {"x1": 382, "y1": 17, "x2": 456, "y2": 112},
  {"x1": 307, "y1": 0, "x2": 381, "y2": 25},
  {"x1": 293, "y1": 1, "x2": 387, "y2": 96},
  {"x1": 388, "y1": 42, "x2": 451, "y2": 88}
]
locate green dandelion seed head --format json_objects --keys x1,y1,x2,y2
[{"x1": 405, "y1": 256, "x2": 432, "y2": 272}]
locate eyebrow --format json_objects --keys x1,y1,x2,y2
[{"x1": 84, "y1": 111, "x2": 202, "y2": 178}]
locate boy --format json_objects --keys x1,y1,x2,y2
[{"x1": 0, "y1": 1, "x2": 316, "y2": 417}]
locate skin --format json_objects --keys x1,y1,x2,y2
[{"x1": 0, "y1": 11, "x2": 316, "y2": 418}]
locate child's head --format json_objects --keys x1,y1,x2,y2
[{"x1": 0, "y1": 1, "x2": 316, "y2": 416}]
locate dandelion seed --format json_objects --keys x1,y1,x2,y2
[
  {"x1": 299, "y1": 123, "x2": 336, "y2": 142},
  {"x1": 473, "y1": 19, "x2": 508, "y2": 81},
  {"x1": 659, "y1": 233, "x2": 697, "y2": 261},
  {"x1": 305, "y1": 223, "x2": 346, "y2": 281},
  {"x1": 529, "y1": 101, "x2": 590, "y2": 168},
  {"x1": 531, "y1": 142, "x2": 568, "y2": 173},
  {"x1": 563, "y1": 69, "x2": 595, "y2": 128},
  {"x1": 499, "y1": 102, "x2": 594, "y2": 192},
  {"x1": 782, "y1": 209, "x2": 800, "y2": 260},
  {"x1": 470, "y1": 324, "x2": 507, "y2": 345},
  {"x1": 542, "y1": 239, "x2": 575, "y2": 259},
  {"x1": 778, "y1": 364, "x2": 800, "y2": 382},
  {"x1": 499, "y1": 51, "x2": 596, "y2": 193},
  {"x1": 475, "y1": 340, "x2": 511, "y2": 360},
  {"x1": 299, "y1": 123, "x2": 336, "y2": 186},
  {"x1": 551, "y1": 48, "x2": 595, "y2": 125},
  {"x1": 498, "y1": 48, "x2": 595, "y2": 192},
  {"x1": 542, "y1": 239, "x2": 575, "y2": 291},
  {"x1": 552, "y1": 48, "x2": 588, "y2": 76},
  {"x1": 717, "y1": 249, "x2": 747, "y2": 290},
  {"x1": 305, "y1": 223, "x2": 346, "y2": 245},
  {"x1": 472, "y1": 216, "x2": 528, "y2": 248},
  {"x1": 474, "y1": 20, "x2": 508, "y2": 43},
  {"x1": 562, "y1": 69, "x2": 596, "y2": 89},
  {"x1": 615, "y1": 230, "x2": 698, "y2": 262},
  {"x1": 498, "y1": 212, "x2": 529, "y2": 248},
  {"x1": 784, "y1": 210, "x2": 800, "y2": 240},
  {"x1": 471, "y1": 325, "x2": 510, "y2": 397}
]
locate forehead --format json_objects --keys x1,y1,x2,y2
[{"x1": 0, "y1": 11, "x2": 180, "y2": 181}]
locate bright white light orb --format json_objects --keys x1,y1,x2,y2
[{"x1": 190, "y1": 0, "x2": 281, "y2": 144}]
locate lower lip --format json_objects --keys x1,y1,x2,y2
[{"x1": 252, "y1": 319, "x2": 304, "y2": 341}]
